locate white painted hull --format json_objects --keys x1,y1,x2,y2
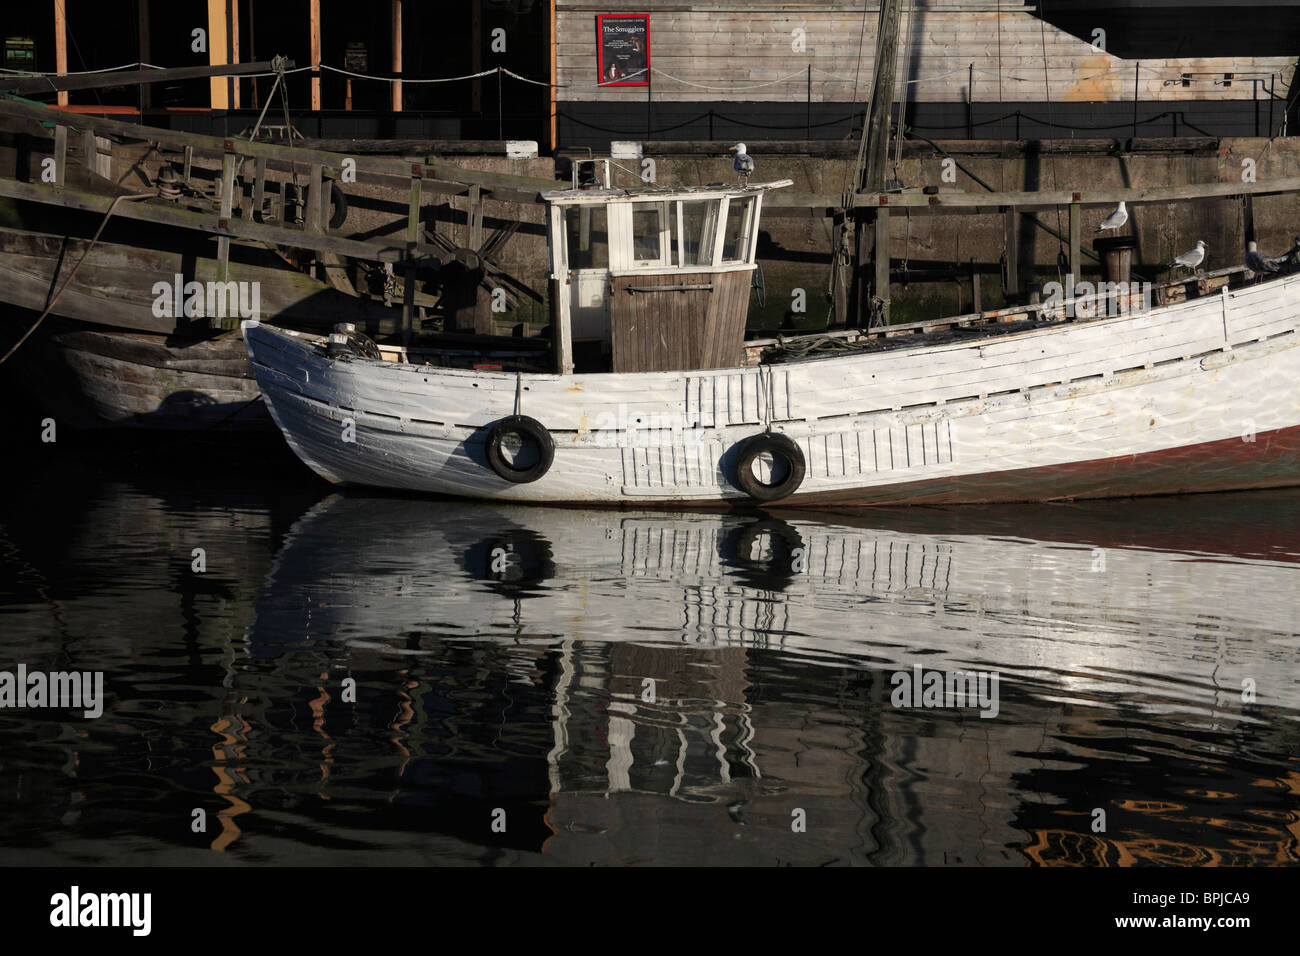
[{"x1": 243, "y1": 274, "x2": 1300, "y2": 505}]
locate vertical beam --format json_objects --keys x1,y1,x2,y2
[
  {"x1": 229, "y1": 0, "x2": 240, "y2": 110},
  {"x1": 468, "y1": 184, "x2": 483, "y2": 250},
  {"x1": 874, "y1": 207, "x2": 890, "y2": 327},
  {"x1": 1068, "y1": 201, "x2": 1081, "y2": 283},
  {"x1": 549, "y1": 0, "x2": 557, "y2": 152},
  {"x1": 862, "y1": 0, "x2": 902, "y2": 193},
  {"x1": 240, "y1": 160, "x2": 253, "y2": 221},
  {"x1": 217, "y1": 151, "x2": 237, "y2": 287},
  {"x1": 82, "y1": 128, "x2": 96, "y2": 176},
  {"x1": 53, "y1": 125, "x2": 67, "y2": 185},
  {"x1": 252, "y1": 156, "x2": 266, "y2": 221},
  {"x1": 551, "y1": 207, "x2": 572, "y2": 373},
  {"x1": 831, "y1": 211, "x2": 847, "y2": 327},
  {"x1": 403, "y1": 166, "x2": 423, "y2": 344},
  {"x1": 247, "y1": 0, "x2": 259, "y2": 109},
  {"x1": 305, "y1": 163, "x2": 324, "y2": 233},
  {"x1": 391, "y1": 1, "x2": 403, "y2": 111},
  {"x1": 1003, "y1": 206, "x2": 1019, "y2": 300},
  {"x1": 207, "y1": 0, "x2": 229, "y2": 110},
  {"x1": 54, "y1": 0, "x2": 69, "y2": 107},
  {"x1": 852, "y1": 214, "x2": 867, "y2": 326},
  {"x1": 137, "y1": 0, "x2": 152, "y2": 110},
  {"x1": 309, "y1": 0, "x2": 322, "y2": 111}
]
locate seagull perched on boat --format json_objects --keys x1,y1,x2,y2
[
  {"x1": 729, "y1": 143, "x2": 754, "y2": 183},
  {"x1": 1281, "y1": 235, "x2": 1300, "y2": 273},
  {"x1": 1245, "y1": 240, "x2": 1284, "y2": 281},
  {"x1": 1096, "y1": 201, "x2": 1128, "y2": 234},
  {"x1": 1169, "y1": 240, "x2": 1207, "y2": 274}
]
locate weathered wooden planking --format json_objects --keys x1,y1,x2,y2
[
  {"x1": 557, "y1": 6, "x2": 1294, "y2": 105},
  {"x1": 47, "y1": 329, "x2": 267, "y2": 430},
  {"x1": 609, "y1": 268, "x2": 751, "y2": 372},
  {"x1": 0, "y1": 224, "x2": 406, "y2": 336}
]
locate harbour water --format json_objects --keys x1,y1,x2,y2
[{"x1": 1, "y1": 435, "x2": 1297, "y2": 866}]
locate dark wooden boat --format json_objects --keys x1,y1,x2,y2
[{"x1": 0, "y1": 83, "x2": 552, "y2": 430}]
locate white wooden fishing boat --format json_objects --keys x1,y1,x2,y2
[{"x1": 243, "y1": 170, "x2": 1300, "y2": 506}]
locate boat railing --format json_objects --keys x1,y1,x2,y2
[{"x1": 743, "y1": 264, "x2": 1256, "y2": 362}]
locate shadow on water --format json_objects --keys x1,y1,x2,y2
[{"x1": 0, "y1": 438, "x2": 1297, "y2": 865}]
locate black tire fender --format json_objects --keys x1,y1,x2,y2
[
  {"x1": 733, "y1": 433, "x2": 806, "y2": 502},
  {"x1": 485, "y1": 415, "x2": 555, "y2": 484}
]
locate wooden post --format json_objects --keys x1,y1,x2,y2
[
  {"x1": 874, "y1": 207, "x2": 891, "y2": 327},
  {"x1": 207, "y1": 0, "x2": 229, "y2": 110},
  {"x1": 82, "y1": 128, "x2": 96, "y2": 176},
  {"x1": 391, "y1": 1, "x2": 403, "y2": 112},
  {"x1": 253, "y1": 156, "x2": 267, "y2": 220},
  {"x1": 54, "y1": 0, "x2": 69, "y2": 107},
  {"x1": 549, "y1": 0, "x2": 557, "y2": 151},
  {"x1": 305, "y1": 163, "x2": 324, "y2": 233},
  {"x1": 1068, "y1": 201, "x2": 1081, "y2": 283},
  {"x1": 53, "y1": 125, "x2": 67, "y2": 185},
  {"x1": 852, "y1": 214, "x2": 867, "y2": 325},
  {"x1": 217, "y1": 151, "x2": 236, "y2": 290},
  {"x1": 970, "y1": 258, "x2": 981, "y2": 312},
  {"x1": 1003, "y1": 206, "x2": 1018, "y2": 300},
  {"x1": 831, "y1": 211, "x2": 847, "y2": 326},
  {"x1": 403, "y1": 166, "x2": 422, "y2": 344},
  {"x1": 468, "y1": 184, "x2": 483, "y2": 250},
  {"x1": 862, "y1": 0, "x2": 902, "y2": 193},
  {"x1": 229, "y1": 0, "x2": 240, "y2": 110},
  {"x1": 309, "y1": 0, "x2": 322, "y2": 111}
]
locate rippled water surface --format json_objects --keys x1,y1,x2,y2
[{"x1": 1, "y1": 440, "x2": 1298, "y2": 866}]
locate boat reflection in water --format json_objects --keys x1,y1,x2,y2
[{"x1": 247, "y1": 492, "x2": 1300, "y2": 865}]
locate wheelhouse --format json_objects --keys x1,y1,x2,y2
[{"x1": 542, "y1": 180, "x2": 792, "y2": 374}]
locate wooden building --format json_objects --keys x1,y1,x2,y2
[
  {"x1": 556, "y1": 0, "x2": 1300, "y2": 146},
  {"x1": 3, "y1": 1, "x2": 551, "y2": 143},
  {"x1": 7, "y1": 3, "x2": 1299, "y2": 150}
]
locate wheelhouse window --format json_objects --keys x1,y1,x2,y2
[
  {"x1": 721, "y1": 197, "x2": 755, "y2": 263},
  {"x1": 676, "y1": 199, "x2": 719, "y2": 267},
  {"x1": 564, "y1": 205, "x2": 609, "y2": 270},
  {"x1": 631, "y1": 202, "x2": 671, "y2": 266}
]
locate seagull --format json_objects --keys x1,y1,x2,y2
[
  {"x1": 1245, "y1": 240, "x2": 1283, "y2": 280},
  {"x1": 1096, "y1": 201, "x2": 1128, "y2": 234},
  {"x1": 1170, "y1": 240, "x2": 1207, "y2": 273},
  {"x1": 1282, "y1": 235, "x2": 1300, "y2": 273},
  {"x1": 729, "y1": 143, "x2": 754, "y2": 183}
]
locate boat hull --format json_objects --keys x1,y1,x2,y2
[
  {"x1": 11, "y1": 324, "x2": 268, "y2": 430},
  {"x1": 244, "y1": 274, "x2": 1300, "y2": 505}
]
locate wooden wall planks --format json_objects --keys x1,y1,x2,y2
[
  {"x1": 610, "y1": 268, "x2": 752, "y2": 372},
  {"x1": 557, "y1": 4, "x2": 1294, "y2": 105}
]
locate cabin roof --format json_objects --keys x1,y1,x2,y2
[{"x1": 541, "y1": 179, "x2": 793, "y2": 205}]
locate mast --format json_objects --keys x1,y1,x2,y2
[
  {"x1": 837, "y1": 0, "x2": 904, "y2": 328},
  {"x1": 862, "y1": 0, "x2": 904, "y2": 327},
  {"x1": 860, "y1": 0, "x2": 903, "y2": 195}
]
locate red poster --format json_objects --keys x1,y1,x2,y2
[{"x1": 596, "y1": 14, "x2": 650, "y2": 87}]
